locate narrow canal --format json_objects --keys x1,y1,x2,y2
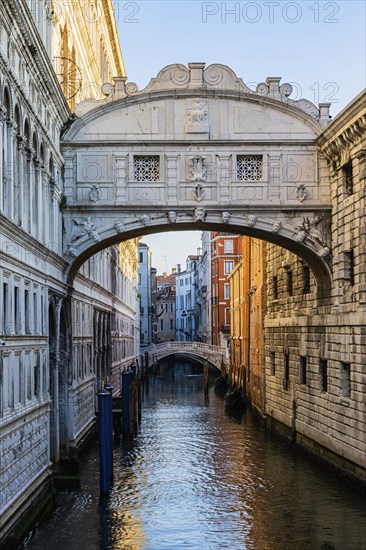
[{"x1": 24, "y1": 359, "x2": 366, "y2": 550}]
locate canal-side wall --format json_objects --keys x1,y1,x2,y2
[{"x1": 263, "y1": 94, "x2": 366, "y2": 483}]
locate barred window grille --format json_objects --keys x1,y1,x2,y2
[
  {"x1": 134, "y1": 156, "x2": 159, "y2": 181},
  {"x1": 237, "y1": 155, "x2": 262, "y2": 181}
]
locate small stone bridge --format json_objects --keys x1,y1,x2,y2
[{"x1": 141, "y1": 341, "x2": 229, "y2": 372}]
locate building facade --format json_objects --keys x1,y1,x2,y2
[
  {"x1": 156, "y1": 271, "x2": 176, "y2": 342},
  {"x1": 211, "y1": 233, "x2": 242, "y2": 348},
  {"x1": 195, "y1": 232, "x2": 212, "y2": 344},
  {"x1": 0, "y1": 0, "x2": 139, "y2": 543},
  {"x1": 175, "y1": 256, "x2": 198, "y2": 342},
  {"x1": 138, "y1": 242, "x2": 154, "y2": 346},
  {"x1": 229, "y1": 237, "x2": 266, "y2": 412}
]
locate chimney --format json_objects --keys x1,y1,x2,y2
[
  {"x1": 172, "y1": 267, "x2": 176, "y2": 273},
  {"x1": 177, "y1": 264, "x2": 181, "y2": 273}
]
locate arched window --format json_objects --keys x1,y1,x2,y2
[
  {"x1": 14, "y1": 104, "x2": 21, "y2": 224},
  {"x1": 2, "y1": 87, "x2": 11, "y2": 215},
  {"x1": 22, "y1": 119, "x2": 30, "y2": 229},
  {"x1": 31, "y1": 131, "x2": 38, "y2": 236}
]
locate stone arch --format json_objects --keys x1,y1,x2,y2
[
  {"x1": 65, "y1": 216, "x2": 332, "y2": 301},
  {"x1": 2, "y1": 84, "x2": 12, "y2": 119},
  {"x1": 152, "y1": 351, "x2": 222, "y2": 373}
]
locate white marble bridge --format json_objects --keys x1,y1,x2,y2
[{"x1": 142, "y1": 341, "x2": 229, "y2": 372}]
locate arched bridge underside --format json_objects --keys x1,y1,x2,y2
[
  {"x1": 61, "y1": 63, "x2": 333, "y2": 299},
  {"x1": 142, "y1": 342, "x2": 229, "y2": 372}
]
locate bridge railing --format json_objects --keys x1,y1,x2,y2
[{"x1": 143, "y1": 341, "x2": 227, "y2": 355}]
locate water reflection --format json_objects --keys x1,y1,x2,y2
[{"x1": 25, "y1": 358, "x2": 366, "y2": 550}]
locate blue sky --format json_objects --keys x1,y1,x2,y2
[{"x1": 115, "y1": 0, "x2": 365, "y2": 273}]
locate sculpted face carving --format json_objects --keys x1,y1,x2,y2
[
  {"x1": 115, "y1": 222, "x2": 125, "y2": 232},
  {"x1": 194, "y1": 207, "x2": 206, "y2": 223},
  {"x1": 221, "y1": 211, "x2": 231, "y2": 223},
  {"x1": 168, "y1": 211, "x2": 177, "y2": 223},
  {"x1": 140, "y1": 215, "x2": 151, "y2": 226}
]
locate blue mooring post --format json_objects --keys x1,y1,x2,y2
[
  {"x1": 103, "y1": 381, "x2": 114, "y2": 483},
  {"x1": 97, "y1": 387, "x2": 110, "y2": 494},
  {"x1": 121, "y1": 369, "x2": 132, "y2": 435}
]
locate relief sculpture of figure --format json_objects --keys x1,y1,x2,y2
[
  {"x1": 187, "y1": 98, "x2": 208, "y2": 126},
  {"x1": 70, "y1": 217, "x2": 100, "y2": 243}
]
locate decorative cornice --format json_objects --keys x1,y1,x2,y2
[
  {"x1": 73, "y1": 63, "x2": 324, "y2": 125},
  {"x1": 318, "y1": 89, "x2": 366, "y2": 159},
  {"x1": 4, "y1": 0, "x2": 70, "y2": 120},
  {"x1": 101, "y1": 0, "x2": 126, "y2": 77}
]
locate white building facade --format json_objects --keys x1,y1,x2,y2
[
  {"x1": 175, "y1": 256, "x2": 198, "y2": 342},
  {"x1": 0, "y1": 1, "x2": 139, "y2": 542},
  {"x1": 138, "y1": 242, "x2": 153, "y2": 346},
  {"x1": 195, "y1": 232, "x2": 212, "y2": 344}
]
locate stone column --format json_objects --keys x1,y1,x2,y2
[{"x1": 166, "y1": 154, "x2": 178, "y2": 204}]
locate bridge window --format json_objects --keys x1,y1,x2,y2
[
  {"x1": 344, "y1": 250, "x2": 355, "y2": 286},
  {"x1": 340, "y1": 362, "x2": 350, "y2": 398},
  {"x1": 236, "y1": 155, "x2": 263, "y2": 181},
  {"x1": 302, "y1": 264, "x2": 311, "y2": 293},
  {"x1": 134, "y1": 155, "x2": 159, "y2": 182},
  {"x1": 342, "y1": 161, "x2": 353, "y2": 196},
  {"x1": 286, "y1": 270, "x2": 293, "y2": 296},
  {"x1": 270, "y1": 352, "x2": 275, "y2": 376},
  {"x1": 319, "y1": 358, "x2": 328, "y2": 392},
  {"x1": 283, "y1": 352, "x2": 290, "y2": 390},
  {"x1": 299, "y1": 356, "x2": 307, "y2": 385}
]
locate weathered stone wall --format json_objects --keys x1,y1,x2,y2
[{"x1": 264, "y1": 91, "x2": 366, "y2": 481}]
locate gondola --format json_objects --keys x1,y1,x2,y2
[
  {"x1": 224, "y1": 387, "x2": 245, "y2": 410},
  {"x1": 213, "y1": 373, "x2": 229, "y2": 391}
]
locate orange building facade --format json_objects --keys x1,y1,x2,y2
[
  {"x1": 228, "y1": 237, "x2": 266, "y2": 413},
  {"x1": 211, "y1": 233, "x2": 242, "y2": 348}
]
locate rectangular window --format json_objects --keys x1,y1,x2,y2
[
  {"x1": 302, "y1": 264, "x2": 311, "y2": 293},
  {"x1": 160, "y1": 304, "x2": 164, "y2": 311},
  {"x1": 138, "y1": 273, "x2": 141, "y2": 284},
  {"x1": 224, "y1": 261, "x2": 234, "y2": 275},
  {"x1": 160, "y1": 319, "x2": 164, "y2": 331},
  {"x1": 287, "y1": 270, "x2": 293, "y2": 297},
  {"x1": 139, "y1": 252, "x2": 143, "y2": 263},
  {"x1": 3, "y1": 283, "x2": 8, "y2": 334},
  {"x1": 224, "y1": 307, "x2": 230, "y2": 325},
  {"x1": 270, "y1": 352, "x2": 275, "y2": 376},
  {"x1": 344, "y1": 250, "x2": 354, "y2": 286},
  {"x1": 283, "y1": 352, "x2": 290, "y2": 390},
  {"x1": 237, "y1": 155, "x2": 263, "y2": 181},
  {"x1": 224, "y1": 283, "x2": 230, "y2": 300},
  {"x1": 224, "y1": 240, "x2": 233, "y2": 253},
  {"x1": 343, "y1": 161, "x2": 353, "y2": 196},
  {"x1": 273, "y1": 276, "x2": 278, "y2": 299},
  {"x1": 33, "y1": 292, "x2": 38, "y2": 334},
  {"x1": 319, "y1": 358, "x2": 328, "y2": 392},
  {"x1": 299, "y1": 356, "x2": 307, "y2": 385},
  {"x1": 170, "y1": 319, "x2": 173, "y2": 331},
  {"x1": 14, "y1": 286, "x2": 20, "y2": 335},
  {"x1": 134, "y1": 155, "x2": 159, "y2": 182},
  {"x1": 25, "y1": 289, "x2": 30, "y2": 334},
  {"x1": 170, "y1": 303, "x2": 173, "y2": 313},
  {"x1": 340, "y1": 362, "x2": 350, "y2": 398}
]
